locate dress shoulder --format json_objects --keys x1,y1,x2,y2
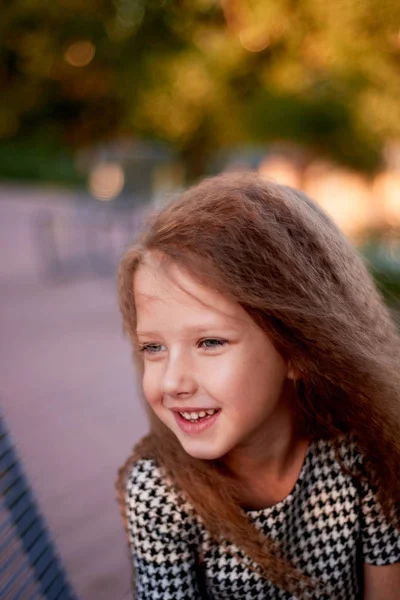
[
  {"x1": 125, "y1": 458, "x2": 200, "y2": 554},
  {"x1": 334, "y1": 436, "x2": 364, "y2": 473},
  {"x1": 333, "y1": 437, "x2": 400, "y2": 565},
  {"x1": 125, "y1": 458, "x2": 205, "y2": 599}
]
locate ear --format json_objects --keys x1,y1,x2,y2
[{"x1": 287, "y1": 361, "x2": 301, "y2": 381}]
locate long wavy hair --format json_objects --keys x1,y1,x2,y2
[{"x1": 117, "y1": 172, "x2": 400, "y2": 597}]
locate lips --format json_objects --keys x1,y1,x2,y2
[{"x1": 172, "y1": 408, "x2": 220, "y2": 435}]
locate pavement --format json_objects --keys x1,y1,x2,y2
[{"x1": 0, "y1": 185, "x2": 148, "y2": 600}]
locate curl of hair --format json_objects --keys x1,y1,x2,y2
[{"x1": 116, "y1": 172, "x2": 400, "y2": 596}]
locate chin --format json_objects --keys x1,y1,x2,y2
[{"x1": 178, "y1": 438, "x2": 229, "y2": 461}]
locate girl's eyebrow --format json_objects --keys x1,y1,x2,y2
[
  {"x1": 136, "y1": 323, "x2": 241, "y2": 338},
  {"x1": 136, "y1": 331, "x2": 160, "y2": 339}
]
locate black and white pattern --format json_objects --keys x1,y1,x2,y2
[{"x1": 125, "y1": 439, "x2": 400, "y2": 599}]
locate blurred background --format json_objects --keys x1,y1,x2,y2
[{"x1": 1, "y1": 1, "x2": 400, "y2": 599}]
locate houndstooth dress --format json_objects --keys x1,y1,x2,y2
[{"x1": 125, "y1": 439, "x2": 400, "y2": 599}]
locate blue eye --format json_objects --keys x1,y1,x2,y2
[
  {"x1": 199, "y1": 338, "x2": 227, "y2": 350},
  {"x1": 139, "y1": 343, "x2": 165, "y2": 354}
]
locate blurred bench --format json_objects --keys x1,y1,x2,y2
[{"x1": 0, "y1": 411, "x2": 78, "y2": 600}]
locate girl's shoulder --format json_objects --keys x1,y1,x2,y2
[
  {"x1": 298, "y1": 436, "x2": 364, "y2": 490},
  {"x1": 308, "y1": 436, "x2": 373, "y2": 493},
  {"x1": 127, "y1": 456, "x2": 184, "y2": 509},
  {"x1": 125, "y1": 456, "x2": 199, "y2": 538},
  {"x1": 332, "y1": 435, "x2": 364, "y2": 472},
  {"x1": 127, "y1": 457, "x2": 170, "y2": 496}
]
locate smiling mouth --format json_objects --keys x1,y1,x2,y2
[{"x1": 179, "y1": 409, "x2": 219, "y2": 423}]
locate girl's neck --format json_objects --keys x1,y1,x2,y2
[{"x1": 221, "y1": 397, "x2": 310, "y2": 508}]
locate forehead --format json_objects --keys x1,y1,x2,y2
[{"x1": 133, "y1": 258, "x2": 248, "y2": 327}]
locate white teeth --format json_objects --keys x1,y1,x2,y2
[{"x1": 179, "y1": 409, "x2": 219, "y2": 422}]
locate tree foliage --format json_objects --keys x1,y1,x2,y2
[{"x1": 1, "y1": 0, "x2": 400, "y2": 179}]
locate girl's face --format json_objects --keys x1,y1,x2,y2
[{"x1": 133, "y1": 257, "x2": 295, "y2": 461}]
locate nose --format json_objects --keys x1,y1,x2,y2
[{"x1": 162, "y1": 349, "x2": 197, "y2": 398}]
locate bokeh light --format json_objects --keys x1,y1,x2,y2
[
  {"x1": 258, "y1": 156, "x2": 301, "y2": 188},
  {"x1": 89, "y1": 162, "x2": 125, "y2": 200},
  {"x1": 64, "y1": 41, "x2": 95, "y2": 67},
  {"x1": 239, "y1": 28, "x2": 270, "y2": 53}
]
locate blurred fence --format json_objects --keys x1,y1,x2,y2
[
  {"x1": 0, "y1": 411, "x2": 78, "y2": 600},
  {"x1": 32, "y1": 207, "x2": 144, "y2": 281},
  {"x1": 0, "y1": 185, "x2": 147, "y2": 285}
]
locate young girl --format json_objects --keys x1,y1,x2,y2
[{"x1": 117, "y1": 173, "x2": 400, "y2": 599}]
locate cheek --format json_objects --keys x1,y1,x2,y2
[
  {"x1": 256, "y1": 355, "x2": 287, "y2": 392},
  {"x1": 229, "y1": 354, "x2": 287, "y2": 409},
  {"x1": 141, "y1": 365, "x2": 161, "y2": 407},
  {"x1": 203, "y1": 360, "x2": 236, "y2": 389}
]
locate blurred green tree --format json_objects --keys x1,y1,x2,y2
[{"x1": 1, "y1": 0, "x2": 400, "y2": 180}]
